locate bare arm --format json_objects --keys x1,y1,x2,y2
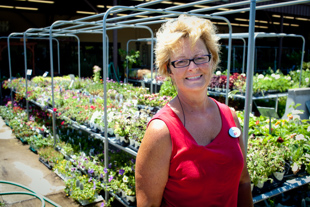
[
  {"x1": 231, "y1": 109, "x2": 254, "y2": 207},
  {"x1": 135, "y1": 119, "x2": 172, "y2": 207}
]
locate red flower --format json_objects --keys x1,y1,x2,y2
[
  {"x1": 277, "y1": 137, "x2": 284, "y2": 143},
  {"x1": 255, "y1": 120, "x2": 259, "y2": 125},
  {"x1": 61, "y1": 121, "x2": 65, "y2": 125},
  {"x1": 90, "y1": 105, "x2": 96, "y2": 110},
  {"x1": 53, "y1": 108, "x2": 57, "y2": 112}
]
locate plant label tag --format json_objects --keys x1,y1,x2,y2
[
  {"x1": 27, "y1": 69, "x2": 32, "y2": 76},
  {"x1": 43, "y1": 71, "x2": 49, "y2": 77},
  {"x1": 229, "y1": 127, "x2": 241, "y2": 138}
]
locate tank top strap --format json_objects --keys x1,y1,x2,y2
[{"x1": 210, "y1": 98, "x2": 237, "y2": 128}]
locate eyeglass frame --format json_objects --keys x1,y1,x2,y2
[{"x1": 170, "y1": 54, "x2": 212, "y2": 68}]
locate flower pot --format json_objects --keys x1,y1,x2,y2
[
  {"x1": 126, "y1": 195, "x2": 136, "y2": 205},
  {"x1": 256, "y1": 181, "x2": 264, "y2": 189},
  {"x1": 273, "y1": 171, "x2": 285, "y2": 181},
  {"x1": 115, "y1": 134, "x2": 120, "y2": 143},
  {"x1": 120, "y1": 136, "x2": 129, "y2": 147},
  {"x1": 129, "y1": 138, "x2": 135, "y2": 148}
]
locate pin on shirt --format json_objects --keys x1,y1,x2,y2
[{"x1": 229, "y1": 127, "x2": 241, "y2": 138}]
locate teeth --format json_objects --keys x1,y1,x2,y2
[{"x1": 187, "y1": 75, "x2": 201, "y2": 80}]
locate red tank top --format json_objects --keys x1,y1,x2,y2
[{"x1": 148, "y1": 99, "x2": 244, "y2": 207}]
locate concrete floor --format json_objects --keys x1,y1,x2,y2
[{"x1": 0, "y1": 117, "x2": 103, "y2": 207}]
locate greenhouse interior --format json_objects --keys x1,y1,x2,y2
[{"x1": 0, "y1": 0, "x2": 310, "y2": 206}]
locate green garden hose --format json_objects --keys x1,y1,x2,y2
[{"x1": 0, "y1": 180, "x2": 61, "y2": 207}]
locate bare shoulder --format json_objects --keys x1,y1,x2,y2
[{"x1": 139, "y1": 119, "x2": 171, "y2": 153}]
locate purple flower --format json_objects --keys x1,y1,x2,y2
[
  {"x1": 119, "y1": 169, "x2": 125, "y2": 175},
  {"x1": 71, "y1": 168, "x2": 76, "y2": 172},
  {"x1": 88, "y1": 177, "x2": 92, "y2": 182},
  {"x1": 104, "y1": 168, "x2": 108, "y2": 174},
  {"x1": 108, "y1": 175, "x2": 113, "y2": 182},
  {"x1": 88, "y1": 168, "x2": 94, "y2": 174},
  {"x1": 100, "y1": 173, "x2": 103, "y2": 178},
  {"x1": 93, "y1": 181, "x2": 96, "y2": 190},
  {"x1": 101, "y1": 202, "x2": 105, "y2": 207},
  {"x1": 108, "y1": 163, "x2": 112, "y2": 168}
]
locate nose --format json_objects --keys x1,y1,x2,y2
[{"x1": 187, "y1": 59, "x2": 198, "y2": 70}]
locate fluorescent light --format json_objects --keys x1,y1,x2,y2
[
  {"x1": 296, "y1": 17, "x2": 308, "y2": 21},
  {"x1": 291, "y1": 24, "x2": 299, "y2": 27},
  {"x1": 76, "y1": 11, "x2": 96, "y2": 15},
  {"x1": 231, "y1": 23, "x2": 239, "y2": 26},
  {"x1": 255, "y1": 25, "x2": 268, "y2": 29},
  {"x1": 194, "y1": 5, "x2": 210, "y2": 8},
  {"x1": 217, "y1": 8, "x2": 230, "y2": 11},
  {"x1": 256, "y1": 20, "x2": 268, "y2": 24},
  {"x1": 161, "y1": 1, "x2": 173, "y2": 4},
  {"x1": 239, "y1": 24, "x2": 249, "y2": 27},
  {"x1": 235, "y1": 18, "x2": 248, "y2": 22},
  {"x1": 273, "y1": 22, "x2": 280, "y2": 25},
  {"x1": 97, "y1": 5, "x2": 104, "y2": 8},
  {"x1": 284, "y1": 16, "x2": 294, "y2": 19},
  {"x1": 217, "y1": 22, "x2": 228, "y2": 25},
  {"x1": 283, "y1": 23, "x2": 290, "y2": 26},
  {"x1": 0, "y1": 5, "x2": 14, "y2": 8},
  {"x1": 272, "y1": 14, "x2": 281, "y2": 18},
  {"x1": 28, "y1": 0, "x2": 54, "y2": 4},
  {"x1": 136, "y1": 15, "x2": 148, "y2": 18},
  {"x1": 15, "y1": 6, "x2": 38, "y2": 10}
]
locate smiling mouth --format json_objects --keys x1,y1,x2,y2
[{"x1": 186, "y1": 75, "x2": 202, "y2": 80}]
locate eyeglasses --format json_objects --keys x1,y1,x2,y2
[{"x1": 170, "y1": 54, "x2": 212, "y2": 68}]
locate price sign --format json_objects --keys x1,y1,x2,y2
[
  {"x1": 43, "y1": 71, "x2": 49, "y2": 77},
  {"x1": 27, "y1": 69, "x2": 32, "y2": 76}
]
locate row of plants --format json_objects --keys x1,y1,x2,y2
[
  {"x1": 0, "y1": 102, "x2": 137, "y2": 206},
  {"x1": 236, "y1": 103, "x2": 310, "y2": 194},
  {"x1": 210, "y1": 67, "x2": 310, "y2": 95}
]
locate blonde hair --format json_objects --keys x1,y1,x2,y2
[{"x1": 155, "y1": 14, "x2": 220, "y2": 77}]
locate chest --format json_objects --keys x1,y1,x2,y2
[{"x1": 185, "y1": 112, "x2": 222, "y2": 146}]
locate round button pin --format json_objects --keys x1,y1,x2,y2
[{"x1": 229, "y1": 127, "x2": 241, "y2": 138}]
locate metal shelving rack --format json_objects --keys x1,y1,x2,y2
[{"x1": 6, "y1": 0, "x2": 310, "y2": 206}]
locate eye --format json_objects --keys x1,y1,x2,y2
[{"x1": 175, "y1": 60, "x2": 188, "y2": 66}]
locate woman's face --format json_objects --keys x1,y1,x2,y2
[{"x1": 169, "y1": 38, "x2": 213, "y2": 94}]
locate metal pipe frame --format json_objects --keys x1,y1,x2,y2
[{"x1": 6, "y1": 34, "x2": 60, "y2": 109}]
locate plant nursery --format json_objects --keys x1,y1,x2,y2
[{"x1": 1, "y1": 0, "x2": 310, "y2": 207}]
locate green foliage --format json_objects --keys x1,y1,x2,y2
[
  {"x1": 119, "y1": 49, "x2": 141, "y2": 70},
  {"x1": 159, "y1": 78, "x2": 177, "y2": 97}
]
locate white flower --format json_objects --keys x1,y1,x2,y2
[
  {"x1": 216, "y1": 71, "x2": 221, "y2": 76},
  {"x1": 307, "y1": 126, "x2": 310, "y2": 132},
  {"x1": 295, "y1": 134, "x2": 306, "y2": 141},
  {"x1": 275, "y1": 74, "x2": 280, "y2": 79},
  {"x1": 257, "y1": 74, "x2": 264, "y2": 79},
  {"x1": 305, "y1": 77, "x2": 309, "y2": 83},
  {"x1": 241, "y1": 73, "x2": 246, "y2": 77},
  {"x1": 297, "y1": 70, "x2": 300, "y2": 73},
  {"x1": 285, "y1": 76, "x2": 291, "y2": 80},
  {"x1": 271, "y1": 73, "x2": 276, "y2": 78},
  {"x1": 123, "y1": 175, "x2": 128, "y2": 183}
]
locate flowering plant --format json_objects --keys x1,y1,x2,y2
[{"x1": 93, "y1": 65, "x2": 102, "y2": 83}]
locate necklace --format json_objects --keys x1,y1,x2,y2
[{"x1": 177, "y1": 95, "x2": 186, "y2": 127}]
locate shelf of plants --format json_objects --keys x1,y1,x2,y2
[
  {"x1": 2, "y1": 70, "x2": 310, "y2": 205},
  {"x1": 3, "y1": 0, "x2": 310, "y2": 206}
]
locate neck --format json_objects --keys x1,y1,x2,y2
[{"x1": 176, "y1": 89, "x2": 210, "y2": 114}]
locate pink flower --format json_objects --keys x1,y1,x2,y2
[{"x1": 53, "y1": 108, "x2": 57, "y2": 112}]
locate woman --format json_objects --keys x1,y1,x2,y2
[{"x1": 135, "y1": 14, "x2": 253, "y2": 207}]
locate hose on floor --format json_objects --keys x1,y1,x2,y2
[{"x1": 0, "y1": 180, "x2": 61, "y2": 207}]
